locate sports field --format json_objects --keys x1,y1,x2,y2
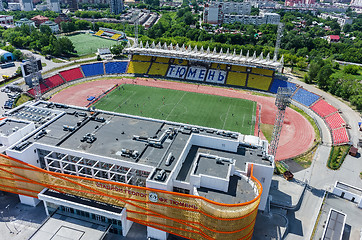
[
  {"x1": 94, "y1": 84, "x2": 256, "y2": 135},
  {"x1": 66, "y1": 33, "x2": 116, "y2": 56}
]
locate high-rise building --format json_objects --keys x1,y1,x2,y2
[
  {"x1": 110, "y1": 0, "x2": 124, "y2": 15},
  {"x1": 285, "y1": 0, "x2": 316, "y2": 7},
  {"x1": 21, "y1": 0, "x2": 34, "y2": 11},
  {"x1": 48, "y1": 0, "x2": 61, "y2": 13},
  {"x1": 0, "y1": 0, "x2": 4, "y2": 12},
  {"x1": 351, "y1": 0, "x2": 362, "y2": 7}
]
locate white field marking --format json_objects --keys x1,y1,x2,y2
[
  {"x1": 222, "y1": 105, "x2": 231, "y2": 129},
  {"x1": 165, "y1": 92, "x2": 187, "y2": 120}
]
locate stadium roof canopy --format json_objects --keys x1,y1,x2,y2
[{"x1": 123, "y1": 40, "x2": 284, "y2": 71}]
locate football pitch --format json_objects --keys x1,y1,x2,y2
[
  {"x1": 94, "y1": 85, "x2": 256, "y2": 135},
  {"x1": 66, "y1": 33, "x2": 116, "y2": 56}
]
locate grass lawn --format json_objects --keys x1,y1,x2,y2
[
  {"x1": 66, "y1": 33, "x2": 117, "y2": 56},
  {"x1": 15, "y1": 94, "x2": 33, "y2": 107},
  {"x1": 94, "y1": 84, "x2": 256, "y2": 135}
]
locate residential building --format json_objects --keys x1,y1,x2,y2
[
  {"x1": 285, "y1": 0, "x2": 316, "y2": 7},
  {"x1": 0, "y1": 0, "x2": 3, "y2": 11},
  {"x1": 351, "y1": 0, "x2": 362, "y2": 7},
  {"x1": 41, "y1": 20, "x2": 60, "y2": 33},
  {"x1": 54, "y1": 13, "x2": 72, "y2": 25},
  {"x1": 31, "y1": 15, "x2": 49, "y2": 26},
  {"x1": 21, "y1": 0, "x2": 34, "y2": 11},
  {"x1": 110, "y1": 0, "x2": 124, "y2": 15},
  {"x1": 319, "y1": 13, "x2": 353, "y2": 28},
  {"x1": 15, "y1": 18, "x2": 36, "y2": 28},
  {"x1": 327, "y1": 35, "x2": 340, "y2": 43},
  {"x1": 8, "y1": 2, "x2": 21, "y2": 11},
  {"x1": 48, "y1": 0, "x2": 61, "y2": 12},
  {"x1": 0, "y1": 15, "x2": 14, "y2": 27}
]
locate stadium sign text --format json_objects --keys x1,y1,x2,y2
[{"x1": 95, "y1": 182, "x2": 198, "y2": 210}]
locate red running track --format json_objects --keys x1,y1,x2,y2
[{"x1": 50, "y1": 78, "x2": 315, "y2": 160}]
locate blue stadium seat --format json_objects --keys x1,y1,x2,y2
[
  {"x1": 105, "y1": 62, "x2": 128, "y2": 74},
  {"x1": 81, "y1": 63, "x2": 105, "y2": 77},
  {"x1": 292, "y1": 88, "x2": 320, "y2": 107},
  {"x1": 269, "y1": 79, "x2": 297, "y2": 94}
]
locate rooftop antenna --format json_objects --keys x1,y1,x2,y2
[{"x1": 268, "y1": 87, "x2": 292, "y2": 157}]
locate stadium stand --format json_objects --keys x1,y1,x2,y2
[
  {"x1": 127, "y1": 61, "x2": 151, "y2": 74},
  {"x1": 43, "y1": 74, "x2": 65, "y2": 89},
  {"x1": 59, "y1": 68, "x2": 84, "y2": 82},
  {"x1": 105, "y1": 62, "x2": 128, "y2": 74},
  {"x1": 332, "y1": 128, "x2": 349, "y2": 144},
  {"x1": 325, "y1": 112, "x2": 346, "y2": 130},
  {"x1": 27, "y1": 84, "x2": 49, "y2": 96},
  {"x1": 252, "y1": 68, "x2": 274, "y2": 76},
  {"x1": 174, "y1": 59, "x2": 188, "y2": 66},
  {"x1": 226, "y1": 72, "x2": 247, "y2": 86},
  {"x1": 95, "y1": 30, "x2": 104, "y2": 36},
  {"x1": 132, "y1": 55, "x2": 152, "y2": 61},
  {"x1": 81, "y1": 63, "x2": 105, "y2": 77},
  {"x1": 292, "y1": 88, "x2": 320, "y2": 107},
  {"x1": 310, "y1": 99, "x2": 338, "y2": 118},
  {"x1": 247, "y1": 75, "x2": 273, "y2": 91},
  {"x1": 211, "y1": 63, "x2": 227, "y2": 70},
  {"x1": 231, "y1": 65, "x2": 247, "y2": 72},
  {"x1": 269, "y1": 79, "x2": 297, "y2": 94},
  {"x1": 155, "y1": 57, "x2": 170, "y2": 63},
  {"x1": 111, "y1": 34, "x2": 121, "y2": 40},
  {"x1": 148, "y1": 63, "x2": 169, "y2": 76}
]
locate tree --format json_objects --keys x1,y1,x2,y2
[
  {"x1": 343, "y1": 65, "x2": 359, "y2": 75},
  {"x1": 12, "y1": 49, "x2": 24, "y2": 60},
  {"x1": 40, "y1": 25, "x2": 52, "y2": 35},
  {"x1": 110, "y1": 42, "x2": 126, "y2": 56},
  {"x1": 316, "y1": 64, "x2": 333, "y2": 90}
]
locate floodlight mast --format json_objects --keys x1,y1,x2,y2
[
  {"x1": 268, "y1": 87, "x2": 292, "y2": 157},
  {"x1": 26, "y1": 53, "x2": 42, "y2": 101}
]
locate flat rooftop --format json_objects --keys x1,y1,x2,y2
[{"x1": 0, "y1": 119, "x2": 28, "y2": 136}]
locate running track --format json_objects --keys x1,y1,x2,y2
[{"x1": 50, "y1": 78, "x2": 315, "y2": 160}]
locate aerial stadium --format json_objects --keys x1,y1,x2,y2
[{"x1": 0, "y1": 41, "x2": 350, "y2": 240}]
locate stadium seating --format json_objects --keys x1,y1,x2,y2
[
  {"x1": 325, "y1": 112, "x2": 346, "y2": 130},
  {"x1": 174, "y1": 59, "x2": 188, "y2": 66},
  {"x1": 269, "y1": 79, "x2": 297, "y2": 94},
  {"x1": 105, "y1": 62, "x2": 128, "y2": 74},
  {"x1": 148, "y1": 63, "x2": 169, "y2": 76},
  {"x1": 132, "y1": 55, "x2": 152, "y2": 62},
  {"x1": 332, "y1": 128, "x2": 349, "y2": 144},
  {"x1": 231, "y1": 65, "x2": 247, "y2": 72},
  {"x1": 27, "y1": 84, "x2": 49, "y2": 96},
  {"x1": 127, "y1": 61, "x2": 151, "y2": 74},
  {"x1": 292, "y1": 88, "x2": 320, "y2": 107},
  {"x1": 211, "y1": 63, "x2": 227, "y2": 70},
  {"x1": 59, "y1": 68, "x2": 84, "y2": 82},
  {"x1": 44, "y1": 74, "x2": 65, "y2": 89},
  {"x1": 155, "y1": 57, "x2": 170, "y2": 63},
  {"x1": 226, "y1": 72, "x2": 247, "y2": 86},
  {"x1": 252, "y1": 68, "x2": 274, "y2": 76},
  {"x1": 81, "y1": 63, "x2": 105, "y2": 77},
  {"x1": 247, "y1": 74, "x2": 273, "y2": 91},
  {"x1": 111, "y1": 34, "x2": 121, "y2": 40},
  {"x1": 310, "y1": 99, "x2": 338, "y2": 118},
  {"x1": 95, "y1": 30, "x2": 104, "y2": 36}
]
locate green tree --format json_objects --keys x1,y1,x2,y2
[
  {"x1": 316, "y1": 64, "x2": 333, "y2": 90},
  {"x1": 12, "y1": 49, "x2": 23, "y2": 60},
  {"x1": 343, "y1": 65, "x2": 359, "y2": 75}
]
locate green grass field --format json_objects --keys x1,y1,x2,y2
[
  {"x1": 94, "y1": 85, "x2": 256, "y2": 135},
  {"x1": 66, "y1": 33, "x2": 117, "y2": 56}
]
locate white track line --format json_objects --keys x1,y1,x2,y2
[
  {"x1": 165, "y1": 92, "x2": 187, "y2": 120},
  {"x1": 222, "y1": 105, "x2": 231, "y2": 129}
]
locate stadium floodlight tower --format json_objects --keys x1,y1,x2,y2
[
  {"x1": 26, "y1": 53, "x2": 42, "y2": 101},
  {"x1": 268, "y1": 87, "x2": 292, "y2": 157}
]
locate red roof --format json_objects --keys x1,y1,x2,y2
[
  {"x1": 329, "y1": 35, "x2": 340, "y2": 40},
  {"x1": 31, "y1": 15, "x2": 49, "y2": 21}
]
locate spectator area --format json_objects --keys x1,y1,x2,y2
[
  {"x1": 247, "y1": 75, "x2": 273, "y2": 91},
  {"x1": 332, "y1": 128, "x2": 349, "y2": 144},
  {"x1": 27, "y1": 84, "x2": 49, "y2": 96},
  {"x1": 148, "y1": 63, "x2": 169, "y2": 76},
  {"x1": 155, "y1": 57, "x2": 170, "y2": 63},
  {"x1": 251, "y1": 68, "x2": 274, "y2": 76},
  {"x1": 81, "y1": 63, "x2": 105, "y2": 77},
  {"x1": 269, "y1": 79, "x2": 297, "y2": 94},
  {"x1": 325, "y1": 112, "x2": 346, "y2": 130},
  {"x1": 59, "y1": 68, "x2": 84, "y2": 82},
  {"x1": 211, "y1": 63, "x2": 227, "y2": 70},
  {"x1": 127, "y1": 61, "x2": 151, "y2": 74},
  {"x1": 226, "y1": 72, "x2": 247, "y2": 86},
  {"x1": 231, "y1": 65, "x2": 247, "y2": 72},
  {"x1": 173, "y1": 59, "x2": 188, "y2": 66},
  {"x1": 132, "y1": 55, "x2": 152, "y2": 61},
  {"x1": 44, "y1": 74, "x2": 65, "y2": 89},
  {"x1": 292, "y1": 88, "x2": 320, "y2": 107},
  {"x1": 105, "y1": 62, "x2": 128, "y2": 74},
  {"x1": 310, "y1": 99, "x2": 338, "y2": 118}
]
